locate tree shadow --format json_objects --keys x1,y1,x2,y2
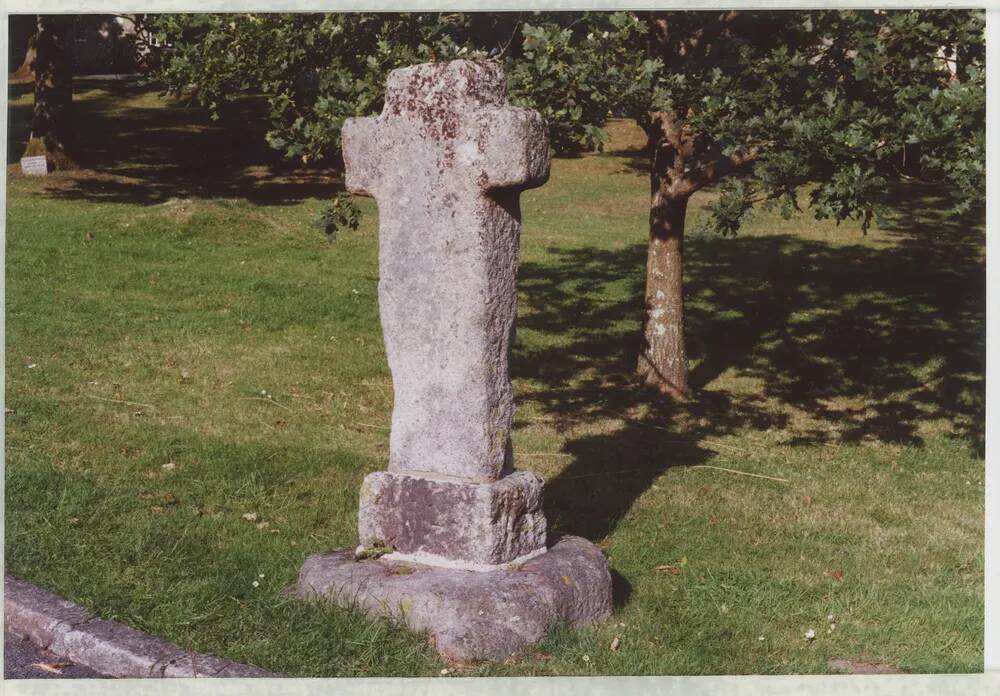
[
  {"x1": 604, "y1": 144, "x2": 650, "y2": 177},
  {"x1": 8, "y1": 80, "x2": 343, "y2": 205},
  {"x1": 515, "y1": 183, "x2": 984, "y2": 542},
  {"x1": 609, "y1": 568, "x2": 632, "y2": 609}
]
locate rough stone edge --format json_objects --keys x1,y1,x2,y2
[
  {"x1": 294, "y1": 535, "x2": 614, "y2": 662},
  {"x1": 4, "y1": 575, "x2": 278, "y2": 678},
  {"x1": 381, "y1": 544, "x2": 547, "y2": 573}
]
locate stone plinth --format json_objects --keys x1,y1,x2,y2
[
  {"x1": 359, "y1": 470, "x2": 547, "y2": 570},
  {"x1": 296, "y1": 536, "x2": 612, "y2": 663}
]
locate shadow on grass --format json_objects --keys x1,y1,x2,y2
[
  {"x1": 604, "y1": 144, "x2": 650, "y2": 177},
  {"x1": 516, "y1": 184, "x2": 984, "y2": 542},
  {"x1": 8, "y1": 80, "x2": 343, "y2": 206}
]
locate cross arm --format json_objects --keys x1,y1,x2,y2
[{"x1": 475, "y1": 108, "x2": 550, "y2": 192}]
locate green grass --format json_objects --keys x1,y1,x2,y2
[{"x1": 5, "y1": 83, "x2": 984, "y2": 676}]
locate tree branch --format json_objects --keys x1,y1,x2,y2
[
  {"x1": 682, "y1": 145, "x2": 764, "y2": 195},
  {"x1": 492, "y1": 14, "x2": 522, "y2": 61}
]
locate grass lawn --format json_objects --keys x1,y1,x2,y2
[{"x1": 4, "y1": 81, "x2": 984, "y2": 676}]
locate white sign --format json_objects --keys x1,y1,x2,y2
[{"x1": 20, "y1": 156, "x2": 48, "y2": 176}]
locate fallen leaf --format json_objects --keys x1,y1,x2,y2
[
  {"x1": 161, "y1": 462, "x2": 176, "y2": 471},
  {"x1": 256, "y1": 521, "x2": 270, "y2": 530},
  {"x1": 610, "y1": 636, "x2": 621, "y2": 652},
  {"x1": 655, "y1": 565, "x2": 681, "y2": 575},
  {"x1": 825, "y1": 569, "x2": 844, "y2": 582},
  {"x1": 162, "y1": 492, "x2": 179, "y2": 505},
  {"x1": 242, "y1": 512, "x2": 259, "y2": 523},
  {"x1": 30, "y1": 663, "x2": 68, "y2": 675}
]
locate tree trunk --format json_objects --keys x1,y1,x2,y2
[
  {"x1": 23, "y1": 15, "x2": 76, "y2": 170},
  {"x1": 637, "y1": 188, "x2": 691, "y2": 398},
  {"x1": 9, "y1": 41, "x2": 36, "y2": 85}
]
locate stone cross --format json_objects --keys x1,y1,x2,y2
[
  {"x1": 342, "y1": 60, "x2": 550, "y2": 570},
  {"x1": 297, "y1": 62, "x2": 612, "y2": 661}
]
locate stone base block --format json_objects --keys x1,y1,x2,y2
[
  {"x1": 295, "y1": 535, "x2": 613, "y2": 662},
  {"x1": 358, "y1": 470, "x2": 546, "y2": 569}
]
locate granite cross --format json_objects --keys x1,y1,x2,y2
[
  {"x1": 342, "y1": 60, "x2": 550, "y2": 569},
  {"x1": 297, "y1": 61, "x2": 613, "y2": 662}
]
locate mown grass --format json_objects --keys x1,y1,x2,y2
[{"x1": 4, "y1": 83, "x2": 984, "y2": 676}]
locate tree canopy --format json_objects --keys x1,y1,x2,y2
[
  {"x1": 624, "y1": 10, "x2": 985, "y2": 231},
  {"x1": 149, "y1": 13, "x2": 642, "y2": 158}
]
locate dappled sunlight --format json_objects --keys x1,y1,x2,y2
[
  {"x1": 8, "y1": 83, "x2": 343, "y2": 206},
  {"x1": 514, "y1": 182, "x2": 984, "y2": 539}
]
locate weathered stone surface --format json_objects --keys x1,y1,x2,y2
[
  {"x1": 4, "y1": 574, "x2": 278, "y2": 678},
  {"x1": 54, "y1": 618, "x2": 183, "y2": 678},
  {"x1": 358, "y1": 470, "x2": 546, "y2": 569},
  {"x1": 160, "y1": 653, "x2": 277, "y2": 678},
  {"x1": 3, "y1": 575, "x2": 92, "y2": 651},
  {"x1": 342, "y1": 59, "x2": 550, "y2": 484},
  {"x1": 295, "y1": 535, "x2": 613, "y2": 662}
]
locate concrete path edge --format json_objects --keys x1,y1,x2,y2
[{"x1": 4, "y1": 575, "x2": 278, "y2": 678}]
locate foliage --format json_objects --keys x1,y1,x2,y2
[
  {"x1": 607, "y1": 10, "x2": 985, "y2": 233},
  {"x1": 506, "y1": 17, "x2": 631, "y2": 152},
  {"x1": 150, "y1": 14, "x2": 450, "y2": 163},
  {"x1": 313, "y1": 193, "x2": 361, "y2": 242},
  {"x1": 703, "y1": 178, "x2": 757, "y2": 237},
  {"x1": 148, "y1": 13, "x2": 639, "y2": 159},
  {"x1": 354, "y1": 544, "x2": 394, "y2": 561}
]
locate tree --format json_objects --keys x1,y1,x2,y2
[
  {"x1": 611, "y1": 10, "x2": 985, "y2": 396},
  {"x1": 148, "y1": 11, "x2": 984, "y2": 398},
  {"x1": 22, "y1": 15, "x2": 76, "y2": 169}
]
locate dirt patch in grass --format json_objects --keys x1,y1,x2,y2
[{"x1": 828, "y1": 658, "x2": 902, "y2": 674}]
